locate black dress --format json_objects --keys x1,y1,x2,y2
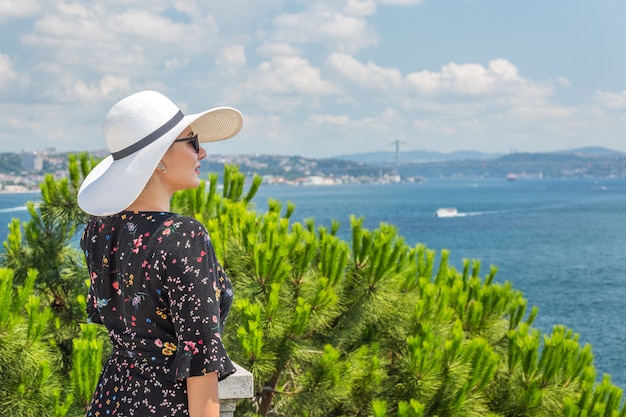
[{"x1": 81, "y1": 211, "x2": 236, "y2": 416}]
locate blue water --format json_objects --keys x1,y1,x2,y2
[
  {"x1": 252, "y1": 178, "x2": 626, "y2": 389},
  {"x1": 0, "y1": 192, "x2": 39, "y2": 227},
  {"x1": 2, "y1": 179, "x2": 626, "y2": 388}
]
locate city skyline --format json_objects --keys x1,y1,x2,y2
[{"x1": 1, "y1": 0, "x2": 625, "y2": 158}]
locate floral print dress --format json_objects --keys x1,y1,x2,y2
[{"x1": 81, "y1": 211, "x2": 236, "y2": 416}]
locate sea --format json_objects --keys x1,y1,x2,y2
[{"x1": 2, "y1": 178, "x2": 626, "y2": 388}]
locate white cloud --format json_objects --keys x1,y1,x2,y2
[
  {"x1": 412, "y1": 118, "x2": 458, "y2": 136},
  {"x1": 271, "y1": 4, "x2": 380, "y2": 52},
  {"x1": 0, "y1": 54, "x2": 15, "y2": 85},
  {"x1": 555, "y1": 77, "x2": 571, "y2": 87},
  {"x1": 402, "y1": 102, "x2": 599, "y2": 154},
  {"x1": 0, "y1": 99, "x2": 105, "y2": 152},
  {"x1": 0, "y1": 0, "x2": 624, "y2": 157},
  {"x1": 307, "y1": 114, "x2": 351, "y2": 125},
  {"x1": 308, "y1": 108, "x2": 403, "y2": 134},
  {"x1": 294, "y1": 107, "x2": 410, "y2": 156},
  {"x1": 344, "y1": 0, "x2": 377, "y2": 16},
  {"x1": 164, "y1": 57, "x2": 190, "y2": 71},
  {"x1": 256, "y1": 42, "x2": 302, "y2": 57},
  {"x1": 20, "y1": 4, "x2": 221, "y2": 74},
  {"x1": 170, "y1": 0, "x2": 203, "y2": 16},
  {"x1": 243, "y1": 56, "x2": 339, "y2": 97},
  {"x1": 10, "y1": 1, "x2": 232, "y2": 104},
  {"x1": 207, "y1": 112, "x2": 307, "y2": 155},
  {"x1": 0, "y1": 54, "x2": 30, "y2": 90},
  {"x1": 62, "y1": 75, "x2": 130, "y2": 101},
  {"x1": 595, "y1": 90, "x2": 626, "y2": 109},
  {"x1": 488, "y1": 58, "x2": 519, "y2": 81},
  {"x1": 109, "y1": 10, "x2": 218, "y2": 46},
  {"x1": 326, "y1": 55, "x2": 553, "y2": 108},
  {"x1": 377, "y1": 0, "x2": 424, "y2": 4},
  {"x1": 325, "y1": 53, "x2": 404, "y2": 91},
  {"x1": 403, "y1": 98, "x2": 489, "y2": 118},
  {"x1": 0, "y1": 0, "x2": 41, "y2": 22},
  {"x1": 55, "y1": 2, "x2": 92, "y2": 18},
  {"x1": 486, "y1": 103, "x2": 614, "y2": 151},
  {"x1": 502, "y1": 104, "x2": 574, "y2": 123},
  {"x1": 216, "y1": 44, "x2": 247, "y2": 76},
  {"x1": 407, "y1": 59, "x2": 553, "y2": 100}
]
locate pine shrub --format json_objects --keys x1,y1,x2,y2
[{"x1": 0, "y1": 156, "x2": 624, "y2": 416}]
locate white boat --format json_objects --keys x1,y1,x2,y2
[{"x1": 434, "y1": 208, "x2": 458, "y2": 218}]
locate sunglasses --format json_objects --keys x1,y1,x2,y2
[{"x1": 174, "y1": 134, "x2": 200, "y2": 153}]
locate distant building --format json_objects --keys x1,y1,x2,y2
[
  {"x1": 20, "y1": 150, "x2": 44, "y2": 172},
  {"x1": 297, "y1": 176, "x2": 339, "y2": 186},
  {"x1": 262, "y1": 175, "x2": 286, "y2": 184},
  {"x1": 2, "y1": 184, "x2": 30, "y2": 192}
]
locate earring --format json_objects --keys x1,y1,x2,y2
[{"x1": 157, "y1": 162, "x2": 166, "y2": 173}]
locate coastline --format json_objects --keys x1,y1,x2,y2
[{"x1": 0, "y1": 190, "x2": 40, "y2": 194}]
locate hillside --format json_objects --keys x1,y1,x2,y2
[
  {"x1": 332, "y1": 147, "x2": 626, "y2": 179},
  {"x1": 211, "y1": 147, "x2": 626, "y2": 180},
  {"x1": 335, "y1": 149, "x2": 503, "y2": 164},
  {"x1": 396, "y1": 149, "x2": 626, "y2": 179},
  {"x1": 3, "y1": 147, "x2": 626, "y2": 188}
]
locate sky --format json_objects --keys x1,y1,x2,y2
[{"x1": 1, "y1": 0, "x2": 626, "y2": 159}]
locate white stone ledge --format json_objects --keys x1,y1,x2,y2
[{"x1": 219, "y1": 362, "x2": 254, "y2": 417}]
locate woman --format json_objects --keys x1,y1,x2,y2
[{"x1": 77, "y1": 90, "x2": 243, "y2": 416}]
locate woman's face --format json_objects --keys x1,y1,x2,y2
[{"x1": 160, "y1": 126, "x2": 207, "y2": 193}]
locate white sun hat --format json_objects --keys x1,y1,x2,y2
[{"x1": 77, "y1": 90, "x2": 243, "y2": 216}]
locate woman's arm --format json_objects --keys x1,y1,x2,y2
[{"x1": 187, "y1": 372, "x2": 220, "y2": 417}]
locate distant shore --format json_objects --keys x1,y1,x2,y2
[{"x1": 0, "y1": 190, "x2": 40, "y2": 194}]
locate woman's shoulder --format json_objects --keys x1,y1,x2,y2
[
  {"x1": 157, "y1": 213, "x2": 209, "y2": 237},
  {"x1": 160, "y1": 213, "x2": 205, "y2": 227},
  {"x1": 85, "y1": 211, "x2": 208, "y2": 236},
  {"x1": 111, "y1": 211, "x2": 203, "y2": 227}
]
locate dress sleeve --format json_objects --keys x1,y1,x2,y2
[
  {"x1": 81, "y1": 220, "x2": 104, "y2": 325},
  {"x1": 86, "y1": 287, "x2": 104, "y2": 324},
  {"x1": 161, "y1": 217, "x2": 236, "y2": 382}
]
